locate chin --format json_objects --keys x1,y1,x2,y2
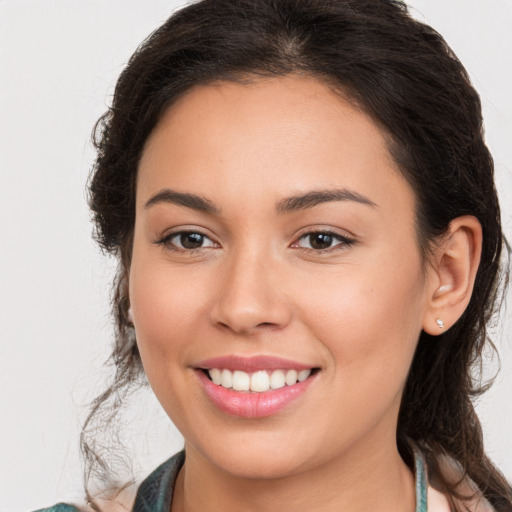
[
  {"x1": 188, "y1": 429, "x2": 318, "y2": 480},
  {"x1": 215, "y1": 448, "x2": 309, "y2": 480}
]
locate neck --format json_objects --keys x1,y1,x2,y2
[{"x1": 172, "y1": 438, "x2": 416, "y2": 512}]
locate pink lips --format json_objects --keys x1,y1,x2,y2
[
  {"x1": 194, "y1": 356, "x2": 317, "y2": 418},
  {"x1": 196, "y1": 355, "x2": 313, "y2": 372}
]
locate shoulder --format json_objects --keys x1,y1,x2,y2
[
  {"x1": 427, "y1": 485, "x2": 452, "y2": 512},
  {"x1": 427, "y1": 455, "x2": 497, "y2": 512},
  {"x1": 428, "y1": 487, "x2": 496, "y2": 512},
  {"x1": 32, "y1": 505, "x2": 83, "y2": 512},
  {"x1": 32, "y1": 452, "x2": 184, "y2": 512},
  {"x1": 427, "y1": 486, "x2": 495, "y2": 512},
  {"x1": 32, "y1": 499, "x2": 133, "y2": 512},
  {"x1": 413, "y1": 445, "x2": 496, "y2": 512}
]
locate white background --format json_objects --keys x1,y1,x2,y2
[{"x1": 0, "y1": 1, "x2": 511, "y2": 511}]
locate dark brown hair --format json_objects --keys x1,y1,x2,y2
[{"x1": 84, "y1": 0, "x2": 512, "y2": 509}]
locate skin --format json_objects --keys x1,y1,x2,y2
[{"x1": 129, "y1": 75, "x2": 481, "y2": 512}]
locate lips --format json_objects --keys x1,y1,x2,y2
[
  {"x1": 196, "y1": 355, "x2": 314, "y2": 372},
  {"x1": 194, "y1": 356, "x2": 318, "y2": 418}
]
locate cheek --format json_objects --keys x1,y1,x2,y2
[
  {"x1": 129, "y1": 257, "x2": 207, "y2": 369},
  {"x1": 298, "y1": 252, "x2": 426, "y2": 380},
  {"x1": 293, "y1": 258, "x2": 427, "y2": 443},
  {"x1": 128, "y1": 257, "x2": 213, "y2": 426}
]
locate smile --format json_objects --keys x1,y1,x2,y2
[
  {"x1": 194, "y1": 356, "x2": 319, "y2": 418},
  {"x1": 206, "y1": 368, "x2": 312, "y2": 393}
]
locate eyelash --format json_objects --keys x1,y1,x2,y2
[
  {"x1": 155, "y1": 230, "x2": 218, "y2": 253},
  {"x1": 155, "y1": 229, "x2": 356, "y2": 254},
  {"x1": 292, "y1": 231, "x2": 356, "y2": 253}
]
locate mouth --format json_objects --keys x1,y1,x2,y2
[
  {"x1": 201, "y1": 367, "x2": 319, "y2": 393},
  {"x1": 194, "y1": 356, "x2": 320, "y2": 418}
]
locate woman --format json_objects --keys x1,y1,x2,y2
[{"x1": 35, "y1": 0, "x2": 511, "y2": 511}]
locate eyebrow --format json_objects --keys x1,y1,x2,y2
[
  {"x1": 276, "y1": 188, "x2": 377, "y2": 213},
  {"x1": 144, "y1": 187, "x2": 376, "y2": 215},
  {"x1": 144, "y1": 189, "x2": 220, "y2": 214}
]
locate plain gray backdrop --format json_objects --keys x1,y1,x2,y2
[{"x1": 1, "y1": 1, "x2": 511, "y2": 510}]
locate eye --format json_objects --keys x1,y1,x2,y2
[
  {"x1": 294, "y1": 231, "x2": 355, "y2": 251},
  {"x1": 157, "y1": 231, "x2": 218, "y2": 251}
]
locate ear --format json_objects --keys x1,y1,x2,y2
[{"x1": 422, "y1": 216, "x2": 482, "y2": 335}]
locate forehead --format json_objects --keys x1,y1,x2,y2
[{"x1": 137, "y1": 75, "x2": 412, "y2": 214}]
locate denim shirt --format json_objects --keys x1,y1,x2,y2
[{"x1": 34, "y1": 449, "x2": 428, "y2": 512}]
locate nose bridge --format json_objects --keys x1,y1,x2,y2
[{"x1": 210, "y1": 239, "x2": 291, "y2": 334}]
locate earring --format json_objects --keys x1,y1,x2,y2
[
  {"x1": 127, "y1": 307, "x2": 133, "y2": 323},
  {"x1": 435, "y1": 318, "x2": 444, "y2": 329}
]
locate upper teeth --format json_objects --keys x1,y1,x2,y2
[{"x1": 207, "y1": 368, "x2": 312, "y2": 393}]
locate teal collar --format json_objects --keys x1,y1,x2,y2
[{"x1": 414, "y1": 448, "x2": 429, "y2": 512}]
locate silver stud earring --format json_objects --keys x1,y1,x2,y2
[{"x1": 435, "y1": 318, "x2": 444, "y2": 329}]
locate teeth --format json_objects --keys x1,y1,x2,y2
[
  {"x1": 221, "y1": 369, "x2": 233, "y2": 388},
  {"x1": 251, "y1": 370, "x2": 270, "y2": 392},
  {"x1": 209, "y1": 368, "x2": 222, "y2": 385},
  {"x1": 285, "y1": 369, "x2": 298, "y2": 386},
  {"x1": 232, "y1": 370, "x2": 250, "y2": 391},
  {"x1": 207, "y1": 368, "x2": 313, "y2": 392},
  {"x1": 298, "y1": 369, "x2": 311, "y2": 382},
  {"x1": 270, "y1": 369, "x2": 285, "y2": 389}
]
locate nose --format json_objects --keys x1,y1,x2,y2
[{"x1": 209, "y1": 248, "x2": 292, "y2": 335}]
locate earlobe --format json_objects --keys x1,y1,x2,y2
[{"x1": 423, "y1": 216, "x2": 482, "y2": 335}]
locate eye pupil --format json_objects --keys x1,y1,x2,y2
[
  {"x1": 181, "y1": 232, "x2": 204, "y2": 249},
  {"x1": 310, "y1": 233, "x2": 333, "y2": 250}
]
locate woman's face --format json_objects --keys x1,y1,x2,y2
[{"x1": 130, "y1": 76, "x2": 435, "y2": 478}]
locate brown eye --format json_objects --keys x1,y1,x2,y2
[
  {"x1": 158, "y1": 231, "x2": 218, "y2": 250},
  {"x1": 180, "y1": 232, "x2": 205, "y2": 249},
  {"x1": 295, "y1": 231, "x2": 355, "y2": 251},
  {"x1": 308, "y1": 233, "x2": 334, "y2": 250}
]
